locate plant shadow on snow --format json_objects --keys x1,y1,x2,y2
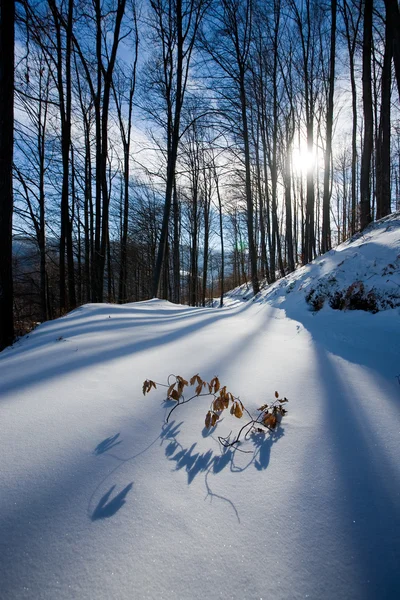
[
  {"x1": 161, "y1": 419, "x2": 285, "y2": 505},
  {"x1": 91, "y1": 482, "x2": 134, "y2": 521},
  {"x1": 94, "y1": 433, "x2": 122, "y2": 455}
]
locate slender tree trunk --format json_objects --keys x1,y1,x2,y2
[
  {"x1": 322, "y1": 0, "x2": 337, "y2": 253},
  {"x1": 214, "y1": 166, "x2": 225, "y2": 307},
  {"x1": 384, "y1": 0, "x2": 400, "y2": 99},
  {"x1": 360, "y1": 0, "x2": 373, "y2": 230},
  {"x1": 152, "y1": 0, "x2": 184, "y2": 298},
  {"x1": 172, "y1": 180, "x2": 181, "y2": 304},
  {"x1": 376, "y1": 15, "x2": 392, "y2": 219},
  {"x1": 0, "y1": 0, "x2": 15, "y2": 350},
  {"x1": 284, "y1": 133, "x2": 295, "y2": 272}
]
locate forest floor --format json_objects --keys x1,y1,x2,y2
[{"x1": 1, "y1": 214, "x2": 400, "y2": 599}]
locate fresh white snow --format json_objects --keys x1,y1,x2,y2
[{"x1": 1, "y1": 215, "x2": 400, "y2": 600}]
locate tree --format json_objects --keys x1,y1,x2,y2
[
  {"x1": 376, "y1": 9, "x2": 392, "y2": 219},
  {"x1": 202, "y1": 0, "x2": 260, "y2": 295},
  {"x1": 384, "y1": 0, "x2": 400, "y2": 99},
  {"x1": 0, "y1": 0, "x2": 15, "y2": 350},
  {"x1": 148, "y1": 0, "x2": 209, "y2": 298},
  {"x1": 112, "y1": 2, "x2": 139, "y2": 303},
  {"x1": 360, "y1": 0, "x2": 373, "y2": 230},
  {"x1": 321, "y1": 0, "x2": 337, "y2": 253},
  {"x1": 341, "y1": 0, "x2": 362, "y2": 235}
]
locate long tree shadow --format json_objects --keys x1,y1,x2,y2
[
  {"x1": 299, "y1": 347, "x2": 400, "y2": 599},
  {"x1": 0, "y1": 300, "x2": 254, "y2": 397},
  {"x1": 91, "y1": 483, "x2": 134, "y2": 521}
]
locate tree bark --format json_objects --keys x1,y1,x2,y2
[
  {"x1": 0, "y1": 0, "x2": 15, "y2": 350},
  {"x1": 360, "y1": 0, "x2": 373, "y2": 230},
  {"x1": 321, "y1": 0, "x2": 337, "y2": 253}
]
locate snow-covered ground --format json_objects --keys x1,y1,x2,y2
[{"x1": 1, "y1": 216, "x2": 400, "y2": 600}]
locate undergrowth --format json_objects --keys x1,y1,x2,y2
[
  {"x1": 143, "y1": 374, "x2": 288, "y2": 450},
  {"x1": 305, "y1": 279, "x2": 399, "y2": 313}
]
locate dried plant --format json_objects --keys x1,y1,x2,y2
[{"x1": 143, "y1": 374, "x2": 288, "y2": 450}]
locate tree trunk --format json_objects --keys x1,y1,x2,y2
[
  {"x1": 384, "y1": 0, "x2": 400, "y2": 99},
  {"x1": 0, "y1": 0, "x2": 15, "y2": 350},
  {"x1": 322, "y1": 0, "x2": 337, "y2": 253},
  {"x1": 376, "y1": 15, "x2": 392, "y2": 219},
  {"x1": 360, "y1": 0, "x2": 373, "y2": 230}
]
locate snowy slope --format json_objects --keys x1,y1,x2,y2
[
  {"x1": 1, "y1": 217, "x2": 400, "y2": 600},
  {"x1": 225, "y1": 211, "x2": 400, "y2": 314}
]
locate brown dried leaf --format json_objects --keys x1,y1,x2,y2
[
  {"x1": 190, "y1": 374, "x2": 198, "y2": 386},
  {"x1": 170, "y1": 389, "x2": 180, "y2": 401},
  {"x1": 210, "y1": 376, "x2": 220, "y2": 393},
  {"x1": 167, "y1": 383, "x2": 175, "y2": 398},
  {"x1": 211, "y1": 413, "x2": 219, "y2": 427},
  {"x1": 275, "y1": 391, "x2": 279, "y2": 399},
  {"x1": 195, "y1": 383, "x2": 202, "y2": 396},
  {"x1": 205, "y1": 411, "x2": 212, "y2": 429},
  {"x1": 233, "y1": 403, "x2": 243, "y2": 419},
  {"x1": 213, "y1": 398, "x2": 222, "y2": 412},
  {"x1": 142, "y1": 380, "x2": 156, "y2": 395},
  {"x1": 263, "y1": 413, "x2": 277, "y2": 429}
]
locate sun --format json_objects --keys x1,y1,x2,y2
[{"x1": 292, "y1": 148, "x2": 315, "y2": 175}]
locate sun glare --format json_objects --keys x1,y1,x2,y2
[{"x1": 292, "y1": 149, "x2": 315, "y2": 175}]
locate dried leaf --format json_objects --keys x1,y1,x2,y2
[
  {"x1": 142, "y1": 380, "x2": 155, "y2": 395},
  {"x1": 205, "y1": 411, "x2": 212, "y2": 429},
  {"x1": 190, "y1": 374, "x2": 198, "y2": 386},
  {"x1": 167, "y1": 383, "x2": 175, "y2": 398},
  {"x1": 195, "y1": 383, "x2": 202, "y2": 396},
  {"x1": 275, "y1": 391, "x2": 279, "y2": 399},
  {"x1": 170, "y1": 389, "x2": 180, "y2": 401},
  {"x1": 211, "y1": 413, "x2": 219, "y2": 427},
  {"x1": 213, "y1": 398, "x2": 222, "y2": 412},
  {"x1": 263, "y1": 413, "x2": 277, "y2": 429},
  {"x1": 209, "y1": 376, "x2": 220, "y2": 393},
  {"x1": 233, "y1": 403, "x2": 243, "y2": 419}
]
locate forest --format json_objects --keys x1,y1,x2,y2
[{"x1": 1, "y1": 0, "x2": 400, "y2": 350}]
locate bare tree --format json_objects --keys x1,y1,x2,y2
[
  {"x1": 0, "y1": 0, "x2": 15, "y2": 350},
  {"x1": 203, "y1": 0, "x2": 260, "y2": 294},
  {"x1": 321, "y1": 0, "x2": 337, "y2": 253},
  {"x1": 360, "y1": 0, "x2": 373, "y2": 230},
  {"x1": 147, "y1": 0, "x2": 209, "y2": 298}
]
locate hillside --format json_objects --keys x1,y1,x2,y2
[{"x1": 0, "y1": 215, "x2": 399, "y2": 600}]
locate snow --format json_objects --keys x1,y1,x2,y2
[{"x1": 1, "y1": 216, "x2": 400, "y2": 600}]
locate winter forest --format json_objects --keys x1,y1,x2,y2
[{"x1": 1, "y1": 0, "x2": 400, "y2": 349}]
